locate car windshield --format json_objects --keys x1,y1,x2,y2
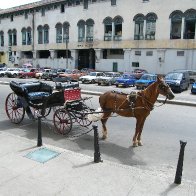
[
  {"x1": 89, "y1": 72, "x2": 97, "y2": 76},
  {"x1": 104, "y1": 73, "x2": 113, "y2": 77},
  {"x1": 165, "y1": 73, "x2": 183, "y2": 80}
]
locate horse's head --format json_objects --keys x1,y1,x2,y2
[{"x1": 157, "y1": 76, "x2": 175, "y2": 100}]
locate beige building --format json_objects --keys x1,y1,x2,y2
[{"x1": 0, "y1": 0, "x2": 195, "y2": 74}]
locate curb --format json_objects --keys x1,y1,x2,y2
[{"x1": 1, "y1": 81, "x2": 196, "y2": 107}]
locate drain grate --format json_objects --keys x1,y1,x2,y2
[{"x1": 25, "y1": 147, "x2": 60, "y2": 163}]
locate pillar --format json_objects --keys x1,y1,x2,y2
[
  {"x1": 123, "y1": 49, "x2": 131, "y2": 72},
  {"x1": 70, "y1": 49, "x2": 78, "y2": 69}
]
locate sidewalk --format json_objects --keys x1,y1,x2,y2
[{"x1": 0, "y1": 130, "x2": 195, "y2": 196}]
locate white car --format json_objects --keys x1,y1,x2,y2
[
  {"x1": 97, "y1": 72, "x2": 121, "y2": 86},
  {"x1": 0, "y1": 68, "x2": 7, "y2": 77},
  {"x1": 5, "y1": 68, "x2": 23, "y2": 78},
  {"x1": 35, "y1": 69, "x2": 51, "y2": 79},
  {"x1": 79, "y1": 72, "x2": 104, "y2": 84}
]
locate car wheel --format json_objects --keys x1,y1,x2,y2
[
  {"x1": 116, "y1": 84, "x2": 118, "y2": 87},
  {"x1": 13, "y1": 73, "x2": 17, "y2": 78},
  {"x1": 91, "y1": 80, "x2": 95, "y2": 84},
  {"x1": 108, "y1": 81, "x2": 112, "y2": 86},
  {"x1": 98, "y1": 83, "x2": 101, "y2": 86}
]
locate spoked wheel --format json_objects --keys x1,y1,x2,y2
[
  {"x1": 53, "y1": 108, "x2": 72, "y2": 135},
  {"x1": 76, "y1": 108, "x2": 93, "y2": 127},
  {"x1": 30, "y1": 107, "x2": 51, "y2": 118},
  {"x1": 5, "y1": 92, "x2": 25, "y2": 124}
]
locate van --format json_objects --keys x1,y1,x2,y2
[{"x1": 165, "y1": 71, "x2": 190, "y2": 93}]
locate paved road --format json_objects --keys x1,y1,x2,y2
[{"x1": 1, "y1": 77, "x2": 196, "y2": 104}]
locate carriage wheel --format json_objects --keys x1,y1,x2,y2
[
  {"x1": 53, "y1": 108, "x2": 72, "y2": 135},
  {"x1": 31, "y1": 107, "x2": 51, "y2": 118},
  {"x1": 5, "y1": 92, "x2": 25, "y2": 124},
  {"x1": 76, "y1": 108, "x2": 93, "y2": 127}
]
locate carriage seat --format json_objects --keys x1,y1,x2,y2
[{"x1": 10, "y1": 81, "x2": 53, "y2": 101}]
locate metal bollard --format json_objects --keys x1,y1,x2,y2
[
  {"x1": 37, "y1": 116, "x2": 42, "y2": 147},
  {"x1": 174, "y1": 140, "x2": 187, "y2": 184},
  {"x1": 93, "y1": 125, "x2": 102, "y2": 163}
]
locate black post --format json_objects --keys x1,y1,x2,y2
[
  {"x1": 174, "y1": 140, "x2": 187, "y2": 184},
  {"x1": 93, "y1": 125, "x2": 102, "y2": 163},
  {"x1": 37, "y1": 116, "x2": 42, "y2": 147}
]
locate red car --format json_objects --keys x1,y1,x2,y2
[{"x1": 19, "y1": 68, "x2": 38, "y2": 78}]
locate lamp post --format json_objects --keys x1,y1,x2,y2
[{"x1": 65, "y1": 34, "x2": 69, "y2": 69}]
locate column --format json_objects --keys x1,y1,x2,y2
[
  {"x1": 181, "y1": 18, "x2": 185, "y2": 39},
  {"x1": 94, "y1": 49, "x2": 102, "y2": 62},
  {"x1": 70, "y1": 49, "x2": 78, "y2": 69},
  {"x1": 123, "y1": 49, "x2": 131, "y2": 72},
  {"x1": 49, "y1": 49, "x2": 56, "y2": 59}
]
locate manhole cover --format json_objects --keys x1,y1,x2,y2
[{"x1": 25, "y1": 147, "x2": 60, "y2": 163}]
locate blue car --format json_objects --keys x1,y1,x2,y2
[
  {"x1": 191, "y1": 82, "x2": 196, "y2": 94},
  {"x1": 135, "y1": 74, "x2": 157, "y2": 89},
  {"x1": 115, "y1": 74, "x2": 137, "y2": 87}
]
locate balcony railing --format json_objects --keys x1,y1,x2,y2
[
  {"x1": 170, "y1": 33, "x2": 181, "y2": 39},
  {"x1": 145, "y1": 34, "x2": 155, "y2": 40},
  {"x1": 86, "y1": 36, "x2": 93, "y2": 42},
  {"x1": 134, "y1": 35, "x2": 144, "y2": 40},
  {"x1": 184, "y1": 32, "x2": 195, "y2": 39},
  {"x1": 113, "y1": 35, "x2": 122, "y2": 41},
  {"x1": 104, "y1": 35, "x2": 112, "y2": 41}
]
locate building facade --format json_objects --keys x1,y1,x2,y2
[{"x1": 0, "y1": 0, "x2": 195, "y2": 74}]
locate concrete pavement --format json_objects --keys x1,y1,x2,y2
[{"x1": 0, "y1": 130, "x2": 195, "y2": 196}]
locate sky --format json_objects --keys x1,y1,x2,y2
[{"x1": 0, "y1": 0, "x2": 40, "y2": 9}]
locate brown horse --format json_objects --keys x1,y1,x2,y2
[{"x1": 99, "y1": 76, "x2": 175, "y2": 147}]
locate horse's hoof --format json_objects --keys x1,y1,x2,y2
[
  {"x1": 138, "y1": 141, "x2": 143, "y2": 146},
  {"x1": 132, "y1": 142, "x2": 138, "y2": 147}
]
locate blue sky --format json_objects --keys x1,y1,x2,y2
[{"x1": 1, "y1": 0, "x2": 39, "y2": 9}]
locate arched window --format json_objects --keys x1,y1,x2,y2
[
  {"x1": 21, "y1": 28, "x2": 27, "y2": 45},
  {"x1": 184, "y1": 9, "x2": 196, "y2": 39},
  {"x1": 63, "y1": 22, "x2": 70, "y2": 43},
  {"x1": 0, "y1": 31, "x2": 4, "y2": 47},
  {"x1": 77, "y1": 20, "x2": 85, "y2": 42},
  {"x1": 43, "y1": 24, "x2": 49, "y2": 44},
  {"x1": 133, "y1": 14, "x2": 145, "y2": 40},
  {"x1": 55, "y1": 23, "x2": 62, "y2": 43},
  {"x1": 86, "y1": 19, "x2": 94, "y2": 42},
  {"x1": 145, "y1": 12, "x2": 157, "y2": 40},
  {"x1": 169, "y1": 10, "x2": 183, "y2": 39},
  {"x1": 103, "y1": 17, "x2": 112, "y2": 41},
  {"x1": 12, "y1": 29, "x2": 17, "y2": 46},
  {"x1": 113, "y1": 15, "x2": 123, "y2": 41},
  {"x1": 27, "y1": 27, "x2": 32, "y2": 45},
  {"x1": 37, "y1": 25, "x2": 43, "y2": 44},
  {"x1": 8, "y1": 29, "x2": 12, "y2": 46}
]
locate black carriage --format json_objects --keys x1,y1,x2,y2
[{"x1": 5, "y1": 80, "x2": 93, "y2": 135}]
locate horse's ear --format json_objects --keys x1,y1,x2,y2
[{"x1": 157, "y1": 74, "x2": 163, "y2": 81}]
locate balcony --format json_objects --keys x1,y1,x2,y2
[
  {"x1": 104, "y1": 35, "x2": 112, "y2": 41},
  {"x1": 145, "y1": 34, "x2": 155, "y2": 40},
  {"x1": 113, "y1": 35, "x2": 122, "y2": 41},
  {"x1": 86, "y1": 36, "x2": 93, "y2": 42}
]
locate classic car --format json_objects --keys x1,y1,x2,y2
[
  {"x1": 79, "y1": 72, "x2": 104, "y2": 83},
  {"x1": 135, "y1": 73, "x2": 157, "y2": 89},
  {"x1": 97, "y1": 72, "x2": 121, "y2": 86},
  {"x1": 59, "y1": 69, "x2": 85, "y2": 81},
  {"x1": 18, "y1": 68, "x2": 39, "y2": 78},
  {"x1": 115, "y1": 74, "x2": 137, "y2": 87}
]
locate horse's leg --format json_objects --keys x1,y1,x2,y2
[
  {"x1": 100, "y1": 112, "x2": 111, "y2": 140},
  {"x1": 132, "y1": 117, "x2": 145, "y2": 147},
  {"x1": 137, "y1": 118, "x2": 146, "y2": 146}
]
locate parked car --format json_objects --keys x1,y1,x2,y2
[
  {"x1": 42, "y1": 68, "x2": 67, "y2": 80},
  {"x1": 165, "y1": 71, "x2": 190, "y2": 93},
  {"x1": 79, "y1": 72, "x2": 104, "y2": 83},
  {"x1": 115, "y1": 74, "x2": 137, "y2": 87},
  {"x1": 5, "y1": 68, "x2": 22, "y2": 78},
  {"x1": 0, "y1": 67, "x2": 8, "y2": 77},
  {"x1": 173, "y1": 69, "x2": 196, "y2": 84},
  {"x1": 35, "y1": 68, "x2": 51, "y2": 79},
  {"x1": 97, "y1": 72, "x2": 121, "y2": 86},
  {"x1": 18, "y1": 68, "x2": 39, "y2": 78},
  {"x1": 59, "y1": 69, "x2": 85, "y2": 81},
  {"x1": 191, "y1": 82, "x2": 196, "y2": 94},
  {"x1": 135, "y1": 73, "x2": 157, "y2": 89}
]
